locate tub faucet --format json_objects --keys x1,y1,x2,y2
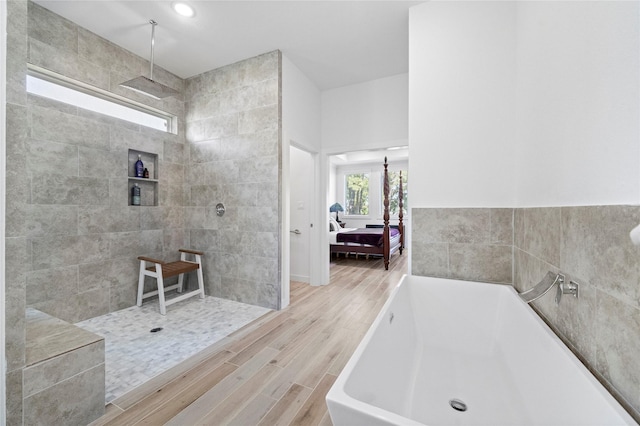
[{"x1": 519, "y1": 271, "x2": 578, "y2": 305}]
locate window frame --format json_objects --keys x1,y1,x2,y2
[
  {"x1": 336, "y1": 160, "x2": 407, "y2": 221},
  {"x1": 26, "y1": 64, "x2": 177, "y2": 134},
  {"x1": 343, "y1": 171, "x2": 371, "y2": 217}
]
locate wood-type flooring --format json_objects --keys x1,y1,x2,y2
[{"x1": 90, "y1": 252, "x2": 408, "y2": 425}]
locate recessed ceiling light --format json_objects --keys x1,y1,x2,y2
[{"x1": 172, "y1": 2, "x2": 195, "y2": 18}]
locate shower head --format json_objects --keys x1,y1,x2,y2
[{"x1": 120, "y1": 20, "x2": 179, "y2": 99}]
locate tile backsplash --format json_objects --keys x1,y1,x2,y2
[{"x1": 412, "y1": 205, "x2": 640, "y2": 420}]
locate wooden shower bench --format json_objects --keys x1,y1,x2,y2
[{"x1": 137, "y1": 249, "x2": 205, "y2": 315}]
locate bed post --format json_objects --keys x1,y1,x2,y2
[
  {"x1": 383, "y1": 157, "x2": 390, "y2": 270},
  {"x1": 399, "y1": 170, "x2": 404, "y2": 253}
]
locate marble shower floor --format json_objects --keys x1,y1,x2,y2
[{"x1": 76, "y1": 294, "x2": 272, "y2": 403}]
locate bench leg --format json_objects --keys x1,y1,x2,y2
[
  {"x1": 137, "y1": 260, "x2": 146, "y2": 307},
  {"x1": 156, "y1": 263, "x2": 167, "y2": 315},
  {"x1": 177, "y1": 272, "x2": 184, "y2": 293},
  {"x1": 196, "y1": 254, "x2": 205, "y2": 299}
]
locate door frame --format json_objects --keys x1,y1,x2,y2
[{"x1": 281, "y1": 136, "x2": 321, "y2": 310}]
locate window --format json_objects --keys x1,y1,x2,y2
[
  {"x1": 26, "y1": 66, "x2": 174, "y2": 133},
  {"x1": 382, "y1": 170, "x2": 408, "y2": 216},
  {"x1": 345, "y1": 173, "x2": 369, "y2": 215}
]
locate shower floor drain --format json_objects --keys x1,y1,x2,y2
[{"x1": 449, "y1": 399, "x2": 467, "y2": 412}]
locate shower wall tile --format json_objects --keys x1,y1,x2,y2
[
  {"x1": 411, "y1": 241, "x2": 449, "y2": 278},
  {"x1": 185, "y1": 50, "x2": 281, "y2": 309},
  {"x1": 139, "y1": 206, "x2": 164, "y2": 230},
  {"x1": 79, "y1": 257, "x2": 138, "y2": 294},
  {"x1": 27, "y1": 138, "x2": 78, "y2": 176},
  {"x1": 26, "y1": 266, "x2": 78, "y2": 305},
  {"x1": 237, "y1": 154, "x2": 279, "y2": 184},
  {"x1": 238, "y1": 105, "x2": 280, "y2": 134},
  {"x1": 490, "y1": 208, "x2": 513, "y2": 244},
  {"x1": 77, "y1": 27, "x2": 143, "y2": 76},
  {"x1": 25, "y1": 205, "x2": 77, "y2": 237},
  {"x1": 31, "y1": 287, "x2": 110, "y2": 323},
  {"x1": 79, "y1": 147, "x2": 127, "y2": 178},
  {"x1": 164, "y1": 139, "x2": 185, "y2": 164},
  {"x1": 31, "y1": 174, "x2": 109, "y2": 205},
  {"x1": 185, "y1": 207, "x2": 206, "y2": 229},
  {"x1": 78, "y1": 206, "x2": 140, "y2": 234},
  {"x1": 28, "y1": 2, "x2": 77, "y2": 54},
  {"x1": 23, "y1": 339, "x2": 104, "y2": 397},
  {"x1": 6, "y1": 369, "x2": 23, "y2": 426},
  {"x1": 449, "y1": 243, "x2": 512, "y2": 284},
  {"x1": 110, "y1": 126, "x2": 166, "y2": 156},
  {"x1": 595, "y1": 290, "x2": 640, "y2": 409},
  {"x1": 31, "y1": 234, "x2": 111, "y2": 270},
  {"x1": 163, "y1": 228, "x2": 188, "y2": 254},
  {"x1": 561, "y1": 205, "x2": 640, "y2": 307},
  {"x1": 6, "y1": 0, "x2": 27, "y2": 107},
  {"x1": 411, "y1": 208, "x2": 513, "y2": 284},
  {"x1": 23, "y1": 363, "x2": 105, "y2": 426},
  {"x1": 412, "y1": 208, "x2": 491, "y2": 243},
  {"x1": 28, "y1": 38, "x2": 111, "y2": 90},
  {"x1": 5, "y1": 237, "x2": 28, "y2": 372},
  {"x1": 5, "y1": 2, "x2": 28, "y2": 424},
  {"x1": 29, "y1": 105, "x2": 111, "y2": 149},
  {"x1": 240, "y1": 232, "x2": 278, "y2": 258},
  {"x1": 519, "y1": 207, "x2": 562, "y2": 266},
  {"x1": 224, "y1": 129, "x2": 280, "y2": 159},
  {"x1": 233, "y1": 183, "x2": 258, "y2": 207}
]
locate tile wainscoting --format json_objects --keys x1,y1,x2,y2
[{"x1": 412, "y1": 206, "x2": 640, "y2": 421}]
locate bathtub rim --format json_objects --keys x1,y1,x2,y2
[{"x1": 326, "y1": 274, "x2": 638, "y2": 426}]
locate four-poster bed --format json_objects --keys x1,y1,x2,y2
[{"x1": 329, "y1": 157, "x2": 404, "y2": 270}]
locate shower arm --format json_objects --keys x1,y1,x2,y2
[{"x1": 149, "y1": 19, "x2": 157, "y2": 81}]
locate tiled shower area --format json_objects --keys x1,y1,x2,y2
[
  {"x1": 6, "y1": 2, "x2": 282, "y2": 424},
  {"x1": 77, "y1": 294, "x2": 270, "y2": 403}
]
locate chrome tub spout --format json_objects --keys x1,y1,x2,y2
[{"x1": 519, "y1": 271, "x2": 578, "y2": 304}]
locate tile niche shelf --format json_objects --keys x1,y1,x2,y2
[{"x1": 128, "y1": 149, "x2": 158, "y2": 206}]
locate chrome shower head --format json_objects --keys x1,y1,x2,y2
[{"x1": 120, "y1": 20, "x2": 179, "y2": 99}]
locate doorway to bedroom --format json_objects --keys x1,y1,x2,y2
[{"x1": 328, "y1": 147, "x2": 409, "y2": 272}]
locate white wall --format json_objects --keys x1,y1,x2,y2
[
  {"x1": 409, "y1": 1, "x2": 517, "y2": 208},
  {"x1": 409, "y1": 1, "x2": 640, "y2": 208},
  {"x1": 283, "y1": 55, "x2": 322, "y2": 152},
  {"x1": 322, "y1": 73, "x2": 408, "y2": 153},
  {"x1": 515, "y1": 1, "x2": 640, "y2": 207},
  {"x1": 282, "y1": 55, "x2": 322, "y2": 287}
]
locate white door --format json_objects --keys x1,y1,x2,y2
[{"x1": 289, "y1": 146, "x2": 313, "y2": 283}]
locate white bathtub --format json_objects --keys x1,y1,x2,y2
[{"x1": 326, "y1": 275, "x2": 637, "y2": 426}]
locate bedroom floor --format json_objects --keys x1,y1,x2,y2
[
  {"x1": 76, "y1": 294, "x2": 271, "y2": 403},
  {"x1": 90, "y1": 251, "x2": 408, "y2": 425}
]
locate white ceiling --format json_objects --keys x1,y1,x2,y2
[{"x1": 33, "y1": 0, "x2": 424, "y2": 90}]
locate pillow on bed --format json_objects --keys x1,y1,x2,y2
[{"x1": 329, "y1": 218, "x2": 341, "y2": 232}]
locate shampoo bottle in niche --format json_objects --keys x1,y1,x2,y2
[
  {"x1": 135, "y1": 155, "x2": 144, "y2": 177},
  {"x1": 131, "y1": 183, "x2": 141, "y2": 206}
]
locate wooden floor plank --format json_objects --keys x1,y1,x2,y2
[
  {"x1": 199, "y1": 363, "x2": 281, "y2": 424},
  {"x1": 289, "y1": 374, "x2": 338, "y2": 426},
  {"x1": 257, "y1": 383, "x2": 313, "y2": 426},
  {"x1": 89, "y1": 252, "x2": 408, "y2": 426},
  {"x1": 165, "y1": 347, "x2": 280, "y2": 425},
  {"x1": 110, "y1": 339, "x2": 234, "y2": 410},
  {"x1": 228, "y1": 394, "x2": 278, "y2": 426}
]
